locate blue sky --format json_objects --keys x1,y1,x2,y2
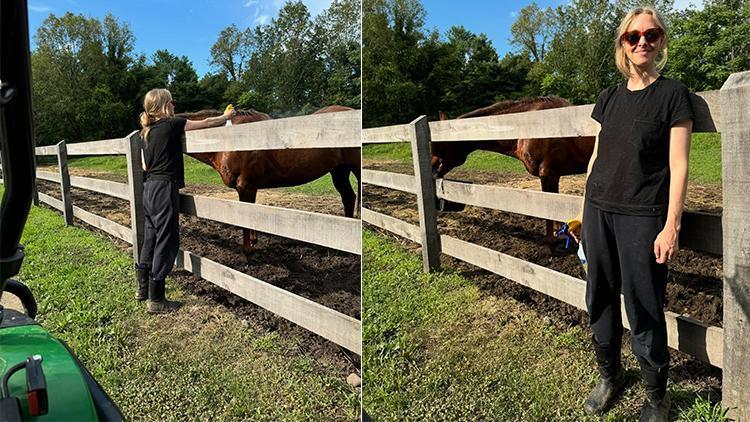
[
  {"x1": 27, "y1": 0, "x2": 704, "y2": 77},
  {"x1": 27, "y1": 0, "x2": 333, "y2": 77},
  {"x1": 423, "y1": 0, "x2": 703, "y2": 58}
]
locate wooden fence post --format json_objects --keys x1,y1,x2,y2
[
  {"x1": 409, "y1": 115, "x2": 440, "y2": 271},
  {"x1": 31, "y1": 138, "x2": 39, "y2": 206},
  {"x1": 55, "y1": 140, "x2": 73, "y2": 225},
  {"x1": 720, "y1": 70, "x2": 750, "y2": 418},
  {"x1": 125, "y1": 130, "x2": 144, "y2": 264}
]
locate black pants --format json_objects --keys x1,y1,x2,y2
[
  {"x1": 582, "y1": 201, "x2": 669, "y2": 369},
  {"x1": 137, "y1": 178, "x2": 180, "y2": 281}
]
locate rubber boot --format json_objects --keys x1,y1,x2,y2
[
  {"x1": 638, "y1": 363, "x2": 670, "y2": 422},
  {"x1": 135, "y1": 265, "x2": 149, "y2": 301},
  {"x1": 584, "y1": 340, "x2": 627, "y2": 415},
  {"x1": 147, "y1": 277, "x2": 182, "y2": 314}
]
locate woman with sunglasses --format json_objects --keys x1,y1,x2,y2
[
  {"x1": 569, "y1": 7, "x2": 693, "y2": 421},
  {"x1": 134, "y1": 88, "x2": 235, "y2": 313}
]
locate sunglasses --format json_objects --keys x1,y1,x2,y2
[
  {"x1": 620, "y1": 28, "x2": 664, "y2": 46},
  {"x1": 169, "y1": 100, "x2": 176, "y2": 106}
]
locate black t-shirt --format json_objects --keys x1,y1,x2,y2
[
  {"x1": 142, "y1": 117, "x2": 187, "y2": 188},
  {"x1": 586, "y1": 76, "x2": 694, "y2": 215}
]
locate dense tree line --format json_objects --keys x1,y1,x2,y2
[
  {"x1": 363, "y1": 0, "x2": 750, "y2": 127},
  {"x1": 31, "y1": 0, "x2": 360, "y2": 146}
]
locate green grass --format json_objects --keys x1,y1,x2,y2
[
  {"x1": 688, "y1": 133, "x2": 722, "y2": 184},
  {"x1": 363, "y1": 229, "x2": 726, "y2": 420},
  {"x1": 55, "y1": 155, "x2": 356, "y2": 197},
  {"x1": 3, "y1": 185, "x2": 358, "y2": 420},
  {"x1": 363, "y1": 132, "x2": 722, "y2": 183}
]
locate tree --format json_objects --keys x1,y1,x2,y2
[
  {"x1": 667, "y1": 0, "x2": 750, "y2": 91},
  {"x1": 510, "y1": 3, "x2": 556, "y2": 63},
  {"x1": 32, "y1": 12, "x2": 140, "y2": 144},
  {"x1": 315, "y1": 0, "x2": 362, "y2": 108},
  {"x1": 209, "y1": 24, "x2": 254, "y2": 81}
]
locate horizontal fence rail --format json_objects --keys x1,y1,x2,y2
[
  {"x1": 37, "y1": 170, "x2": 129, "y2": 200},
  {"x1": 176, "y1": 250, "x2": 361, "y2": 354},
  {"x1": 179, "y1": 194, "x2": 361, "y2": 255},
  {"x1": 185, "y1": 109, "x2": 362, "y2": 152},
  {"x1": 362, "y1": 172, "x2": 722, "y2": 255},
  {"x1": 362, "y1": 207, "x2": 724, "y2": 367},
  {"x1": 34, "y1": 110, "x2": 363, "y2": 156},
  {"x1": 363, "y1": 90, "x2": 720, "y2": 144},
  {"x1": 14, "y1": 179, "x2": 363, "y2": 354}
]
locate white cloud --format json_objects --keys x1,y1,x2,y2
[
  {"x1": 254, "y1": 14, "x2": 270, "y2": 25},
  {"x1": 244, "y1": 0, "x2": 258, "y2": 6},
  {"x1": 29, "y1": 4, "x2": 52, "y2": 12}
]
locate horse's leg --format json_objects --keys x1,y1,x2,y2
[
  {"x1": 331, "y1": 165, "x2": 356, "y2": 218},
  {"x1": 238, "y1": 187, "x2": 258, "y2": 252},
  {"x1": 351, "y1": 165, "x2": 361, "y2": 218},
  {"x1": 540, "y1": 175, "x2": 561, "y2": 243}
]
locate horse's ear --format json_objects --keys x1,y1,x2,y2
[{"x1": 438, "y1": 111, "x2": 448, "y2": 121}]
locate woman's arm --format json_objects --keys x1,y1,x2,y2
[
  {"x1": 570, "y1": 131, "x2": 599, "y2": 243},
  {"x1": 653, "y1": 118, "x2": 693, "y2": 264},
  {"x1": 184, "y1": 108, "x2": 236, "y2": 131}
]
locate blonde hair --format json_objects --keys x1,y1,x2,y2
[
  {"x1": 139, "y1": 88, "x2": 174, "y2": 142},
  {"x1": 614, "y1": 7, "x2": 669, "y2": 79}
]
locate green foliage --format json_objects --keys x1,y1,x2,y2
[
  {"x1": 363, "y1": 0, "x2": 533, "y2": 126},
  {"x1": 677, "y1": 395, "x2": 733, "y2": 422},
  {"x1": 364, "y1": 0, "x2": 750, "y2": 126},
  {"x1": 32, "y1": 1, "x2": 359, "y2": 148},
  {"x1": 667, "y1": 0, "x2": 750, "y2": 92},
  {"x1": 32, "y1": 13, "x2": 140, "y2": 145},
  {"x1": 210, "y1": 0, "x2": 361, "y2": 115}
]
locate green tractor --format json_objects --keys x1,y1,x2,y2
[{"x1": 0, "y1": 1, "x2": 123, "y2": 420}]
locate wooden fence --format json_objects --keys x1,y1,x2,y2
[
  {"x1": 9, "y1": 110, "x2": 362, "y2": 355},
  {"x1": 362, "y1": 72, "x2": 750, "y2": 416}
]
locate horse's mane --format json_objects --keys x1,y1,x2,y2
[{"x1": 457, "y1": 96, "x2": 572, "y2": 119}]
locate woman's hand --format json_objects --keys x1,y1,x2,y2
[
  {"x1": 569, "y1": 215, "x2": 583, "y2": 244},
  {"x1": 653, "y1": 225, "x2": 679, "y2": 264},
  {"x1": 223, "y1": 104, "x2": 236, "y2": 121}
]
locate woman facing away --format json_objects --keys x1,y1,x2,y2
[
  {"x1": 134, "y1": 88, "x2": 235, "y2": 314},
  {"x1": 569, "y1": 7, "x2": 694, "y2": 421}
]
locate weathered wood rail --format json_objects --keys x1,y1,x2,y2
[
  {"x1": 362, "y1": 73, "x2": 749, "y2": 416},
  {"x1": 16, "y1": 110, "x2": 363, "y2": 355}
]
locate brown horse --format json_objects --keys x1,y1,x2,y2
[
  {"x1": 178, "y1": 106, "x2": 360, "y2": 252},
  {"x1": 433, "y1": 97, "x2": 595, "y2": 239}
]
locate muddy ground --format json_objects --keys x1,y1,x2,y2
[
  {"x1": 36, "y1": 170, "x2": 360, "y2": 376},
  {"x1": 363, "y1": 161, "x2": 723, "y2": 388}
]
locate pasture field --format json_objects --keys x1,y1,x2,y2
[
  {"x1": 362, "y1": 229, "x2": 725, "y2": 420},
  {"x1": 40, "y1": 154, "x2": 358, "y2": 197},
  {"x1": 363, "y1": 132, "x2": 722, "y2": 184},
  {"x1": 2, "y1": 186, "x2": 359, "y2": 421}
]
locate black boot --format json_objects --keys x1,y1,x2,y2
[
  {"x1": 135, "y1": 265, "x2": 149, "y2": 301},
  {"x1": 147, "y1": 277, "x2": 182, "y2": 314},
  {"x1": 584, "y1": 340, "x2": 626, "y2": 415},
  {"x1": 638, "y1": 363, "x2": 670, "y2": 422}
]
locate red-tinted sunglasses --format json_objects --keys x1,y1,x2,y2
[
  {"x1": 169, "y1": 100, "x2": 177, "y2": 106},
  {"x1": 620, "y1": 28, "x2": 663, "y2": 46}
]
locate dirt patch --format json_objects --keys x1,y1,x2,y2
[
  {"x1": 37, "y1": 180, "x2": 360, "y2": 376},
  {"x1": 362, "y1": 165, "x2": 723, "y2": 385}
]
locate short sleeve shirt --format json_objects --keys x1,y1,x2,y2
[
  {"x1": 586, "y1": 76, "x2": 694, "y2": 215},
  {"x1": 142, "y1": 117, "x2": 188, "y2": 188}
]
